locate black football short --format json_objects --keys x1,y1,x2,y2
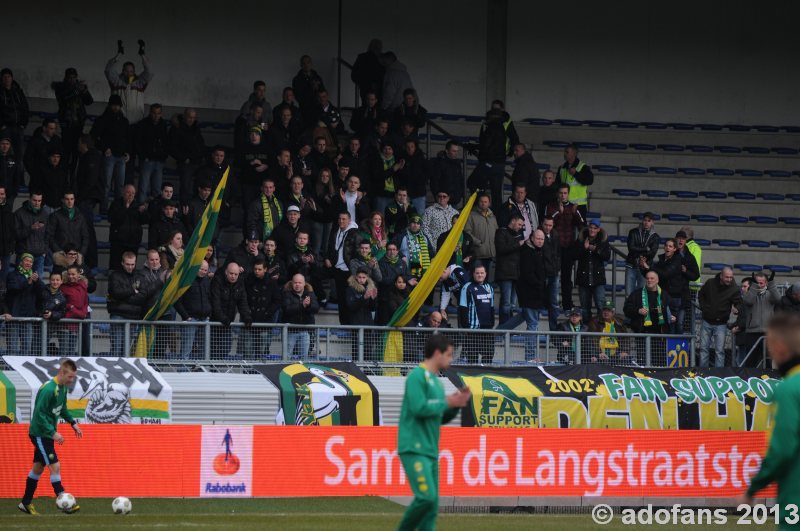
[{"x1": 30, "y1": 435, "x2": 59, "y2": 465}]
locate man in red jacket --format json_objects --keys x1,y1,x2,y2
[{"x1": 545, "y1": 183, "x2": 585, "y2": 311}]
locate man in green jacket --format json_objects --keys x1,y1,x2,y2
[
  {"x1": 19, "y1": 358, "x2": 83, "y2": 515},
  {"x1": 397, "y1": 334, "x2": 471, "y2": 531},
  {"x1": 741, "y1": 313, "x2": 800, "y2": 529}
]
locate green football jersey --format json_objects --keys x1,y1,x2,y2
[
  {"x1": 29, "y1": 378, "x2": 75, "y2": 438},
  {"x1": 397, "y1": 366, "x2": 458, "y2": 458}
]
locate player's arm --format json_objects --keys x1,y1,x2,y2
[
  {"x1": 405, "y1": 372, "x2": 449, "y2": 419},
  {"x1": 61, "y1": 408, "x2": 82, "y2": 439},
  {"x1": 747, "y1": 387, "x2": 800, "y2": 497}
]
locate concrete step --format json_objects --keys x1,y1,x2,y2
[
  {"x1": 589, "y1": 173, "x2": 800, "y2": 195},
  {"x1": 592, "y1": 195, "x2": 800, "y2": 218},
  {"x1": 615, "y1": 219, "x2": 800, "y2": 242}
]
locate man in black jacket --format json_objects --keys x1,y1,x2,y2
[
  {"x1": 625, "y1": 212, "x2": 660, "y2": 296},
  {"x1": 325, "y1": 211, "x2": 361, "y2": 324},
  {"x1": 225, "y1": 231, "x2": 265, "y2": 274},
  {"x1": 51, "y1": 67, "x2": 93, "y2": 168},
  {"x1": 74, "y1": 135, "x2": 103, "y2": 269},
  {"x1": 0, "y1": 68, "x2": 29, "y2": 159},
  {"x1": 511, "y1": 144, "x2": 540, "y2": 203},
  {"x1": 184, "y1": 177, "x2": 213, "y2": 236},
  {"x1": 540, "y1": 216, "x2": 561, "y2": 330},
  {"x1": 24, "y1": 119, "x2": 62, "y2": 195},
  {"x1": 244, "y1": 258, "x2": 281, "y2": 358},
  {"x1": 107, "y1": 252, "x2": 149, "y2": 356},
  {"x1": 518, "y1": 229, "x2": 547, "y2": 360},
  {"x1": 14, "y1": 192, "x2": 48, "y2": 277},
  {"x1": 109, "y1": 184, "x2": 147, "y2": 269},
  {"x1": 429, "y1": 141, "x2": 464, "y2": 207},
  {"x1": 639, "y1": 239, "x2": 683, "y2": 333},
  {"x1": 0, "y1": 135, "x2": 22, "y2": 206},
  {"x1": 175, "y1": 260, "x2": 212, "y2": 360},
  {"x1": 0, "y1": 185, "x2": 15, "y2": 282},
  {"x1": 148, "y1": 199, "x2": 188, "y2": 251},
  {"x1": 48, "y1": 192, "x2": 90, "y2": 259},
  {"x1": 39, "y1": 148, "x2": 71, "y2": 212},
  {"x1": 469, "y1": 102, "x2": 519, "y2": 213},
  {"x1": 351, "y1": 39, "x2": 384, "y2": 102},
  {"x1": 697, "y1": 267, "x2": 741, "y2": 367},
  {"x1": 292, "y1": 55, "x2": 326, "y2": 130},
  {"x1": 273, "y1": 206, "x2": 312, "y2": 259},
  {"x1": 135, "y1": 103, "x2": 169, "y2": 202},
  {"x1": 281, "y1": 273, "x2": 320, "y2": 359},
  {"x1": 494, "y1": 214, "x2": 524, "y2": 327},
  {"x1": 90, "y1": 94, "x2": 130, "y2": 212},
  {"x1": 210, "y1": 261, "x2": 252, "y2": 358},
  {"x1": 169, "y1": 108, "x2": 206, "y2": 206}
]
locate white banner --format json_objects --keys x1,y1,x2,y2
[{"x1": 3, "y1": 356, "x2": 172, "y2": 424}]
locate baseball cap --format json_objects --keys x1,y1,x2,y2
[
  {"x1": 565, "y1": 307, "x2": 582, "y2": 317},
  {"x1": 601, "y1": 300, "x2": 615, "y2": 311},
  {"x1": 589, "y1": 219, "x2": 601, "y2": 228},
  {"x1": 287, "y1": 205, "x2": 300, "y2": 213}
]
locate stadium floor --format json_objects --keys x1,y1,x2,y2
[{"x1": 0, "y1": 496, "x2": 758, "y2": 530}]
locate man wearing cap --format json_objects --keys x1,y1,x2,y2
[
  {"x1": 24, "y1": 119, "x2": 62, "y2": 197},
  {"x1": 225, "y1": 231, "x2": 265, "y2": 275},
  {"x1": 169, "y1": 108, "x2": 206, "y2": 206},
  {"x1": 545, "y1": 183, "x2": 585, "y2": 311},
  {"x1": 422, "y1": 189, "x2": 458, "y2": 253},
  {"x1": 558, "y1": 143, "x2": 593, "y2": 220},
  {"x1": 134, "y1": 103, "x2": 169, "y2": 203},
  {"x1": 108, "y1": 184, "x2": 147, "y2": 269},
  {"x1": 557, "y1": 307, "x2": 585, "y2": 364},
  {"x1": 625, "y1": 212, "x2": 660, "y2": 296},
  {"x1": 399, "y1": 213, "x2": 433, "y2": 283},
  {"x1": 90, "y1": 95, "x2": 130, "y2": 212},
  {"x1": 148, "y1": 199, "x2": 187, "y2": 251},
  {"x1": 325, "y1": 211, "x2": 362, "y2": 324},
  {"x1": 246, "y1": 178, "x2": 283, "y2": 242},
  {"x1": 273, "y1": 205, "x2": 311, "y2": 260},
  {"x1": 51, "y1": 68, "x2": 93, "y2": 168},
  {"x1": 588, "y1": 301, "x2": 632, "y2": 364},
  {"x1": 576, "y1": 219, "x2": 610, "y2": 322},
  {"x1": 697, "y1": 266, "x2": 741, "y2": 367}
]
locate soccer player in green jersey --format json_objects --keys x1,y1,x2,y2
[
  {"x1": 397, "y1": 334, "x2": 471, "y2": 531},
  {"x1": 19, "y1": 358, "x2": 83, "y2": 515},
  {"x1": 740, "y1": 313, "x2": 800, "y2": 529}
]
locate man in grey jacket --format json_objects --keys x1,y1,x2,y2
[
  {"x1": 14, "y1": 192, "x2": 48, "y2": 277},
  {"x1": 741, "y1": 271, "x2": 781, "y2": 367}
]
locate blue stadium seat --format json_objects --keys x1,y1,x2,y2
[
  {"x1": 789, "y1": 194, "x2": 800, "y2": 201},
  {"x1": 795, "y1": 266, "x2": 800, "y2": 272},
  {"x1": 725, "y1": 124, "x2": 752, "y2": 132},
  {"x1": 713, "y1": 239, "x2": 741, "y2": 247},
  {"x1": 641, "y1": 122, "x2": 667, "y2": 129},
  {"x1": 642, "y1": 189, "x2": 669, "y2": 197},
  {"x1": 622, "y1": 166, "x2": 648, "y2": 174},
  {"x1": 650, "y1": 167, "x2": 677, "y2": 174},
  {"x1": 728, "y1": 192, "x2": 756, "y2": 200},
  {"x1": 555, "y1": 119, "x2": 583, "y2": 127},
  {"x1": 671, "y1": 190, "x2": 699, "y2": 198},
  {"x1": 584, "y1": 120, "x2": 612, "y2": 127},
  {"x1": 772, "y1": 241, "x2": 800, "y2": 249},
  {"x1": 708, "y1": 168, "x2": 735, "y2": 176},
  {"x1": 574, "y1": 141, "x2": 600, "y2": 149},
  {"x1": 89, "y1": 295, "x2": 106, "y2": 305},
  {"x1": 680, "y1": 167, "x2": 705, "y2": 175},
  {"x1": 692, "y1": 214, "x2": 720, "y2": 223},
  {"x1": 633, "y1": 212, "x2": 661, "y2": 220},
  {"x1": 694, "y1": 239, "x2": 711, "y2": 246},
  {"x1": 608, "y1": 235, "x2": 628, "y2": 243},
  {"x1": 715, "y1": 146, "x2": 742, "y2": 153},
  {"x1": 737, "y1": 169, "x2": 763, "y2": 177},
  {"x1": 743, "y1": 240, "x2": 770, "y2": 248},
  {"x1": 601, "y1": 142, "x2": 627, "y2": 150},
  {"x1": 93, "y1": 214, "x2": 107, "y2": 223},
  {"x1": 758, "y1": 193, "x2": 785, "y2": 201},
  {"x1": 780, "y1": 217, "x2": 800, "y2": 225},
  {"x1": 750, "y1": 216, "x2": 778, "y2": 224},
  {"x1": 614, "y1": 260, "x2": 627, "y2": 268},
  {"x1": 699, "y1": 191, "x2": 727, "y2": 199},
  {"x1": 765, "y1": 265, "x2": 793, "y2": 274},
  {"x1": 630, "y1": 143, "x2": 657, "y2": 151},
  {"x1": 593, "y1": 164, "x2": 620, "y2": 172},
  {"x1": 613, "y1": 121, "x2": 638, "y2": 128},
  {"x1": 766, "y1": 170, "x2": 793, "y2": 178},
  {"x1": 668, "y1": 123, "x2": 694, "y2": 130},
  {"x1": 697, "y1": 123, "x2": 723, "y2": 131},
  {"x1": 664, "y1": 214, "x2": 690, "y2": 222},
  {"x1": 96, "y1": 241, "x2": 111, "y2": 250},
  {"x1": 543, "y1": 140, "x2": 569, "y2": 148},
  {"x1": 612, "y1": 188, "x2": 641, "y2": 197},
  {"x1": 658, "y1": 144, "x2": 685, "y2": 152},
  {"x1": 754, "y1": 125, "x2": 780, "y2": 132},
  {"x1": 783, "y1": 126, "x2": 800, "y2": 133},
  {"x1": 721, "y1": 215, "x2": 748, "y2": 223},
  {"x1": 526, "y1": 118, "x2": 553, "y2": 126},
  {"x1": 706, "y1": 263, "x2": 731, "y2": 271},
  {"x1": 735, "y1": 264, "x2": 762, "y2": 272},
  {"x1": 743, "y1": 146, "x2": 770, "y2": 154},
  {"x1": 586, "y1": 211, "x2": 602, "y2": 219},
  {"x1": 795, "y1": 171, "x2": 800, "y2": 177},
  {"x1": 687, "y1": 145, "x2": 714, "y2": 153},
  {"x1": 772, "y1": 147, "x2": 799, "y2": 155}
]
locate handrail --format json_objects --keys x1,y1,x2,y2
[{"x1": 337, "y1": 58, "x2": 354, "y2": 70}]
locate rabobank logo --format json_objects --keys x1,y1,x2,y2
[{"x1": 201, "y1": 426, "x2": 253, "y2": 497}]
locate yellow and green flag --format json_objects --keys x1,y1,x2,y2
[
  {"x1": 382, "y1": 191, "x2": 478, "y2": 364},
  {"x1": 134, "y1": 168, "x2": 229, "y2": 357},
  {"x1": 0, "y1": 370, "x2": 16, "y2": 423}
]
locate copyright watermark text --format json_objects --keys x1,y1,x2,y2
[{"x1": 591, "y1": 503, "x2": 796, "y2": 526}]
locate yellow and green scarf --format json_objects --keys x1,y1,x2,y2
[
  {"x1": 642, "y1": 286, "x2": 665, "y2": 327},
  {"x1": 407, "y1": 230, "x2": 430, "y2": 277},
  {"x1": 599, "y1": 321, "x2": 619, "y2": 355},
  {"x1": 261, "y1": 194, "x2": 283, "y2": 239}
]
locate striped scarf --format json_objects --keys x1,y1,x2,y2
[
  {"x1": 599, "y1": 321, "x2": 619, "y2": 355},
  {"x1": 407, "y1": 230, "x2": 430, "y2": 277},
  {"x1": 454, "y1": 233, "x2": 464, "y2": 266},
  {"x1": 261, "y1": 194, "x2": 282, "y2": 239},
  {"x1": 642, "y1": 286, "x2": 665, "y2": 327}
]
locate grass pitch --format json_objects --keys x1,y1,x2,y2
[{"x1": 0, "y1": 496, "x2": 755, "y2": 530}]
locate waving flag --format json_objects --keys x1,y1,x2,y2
[{"x1": 134, "y1": 168, "x2": 229, "y2": 357}]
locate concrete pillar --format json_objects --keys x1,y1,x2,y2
[{"x1": 485, "y1": 0, "x2": 508, "y2": 110}]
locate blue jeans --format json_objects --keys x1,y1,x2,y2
[
  {"x1": 8, "y1": 321, "x2": 34, "y2": 356},
  {"x1": 624, "y1": 266, "x2": 644, "y2": 297},
  {"x1": 244, "y1": 327, "x2": 272, "y2": 358},
  {"x1": 286, "y1": 330, "x2": 310, "y2": 359},
  {"x1": 545, "y1": 274, "x2": 560, "y2": 330},
  {"x1": 103, "y1": 155, "x2": 126, "y2": 210},
  {"x1": 110, "y1": 315, "x2": 138, "y2": 357},
  {"x1": 497, "y1": 280, "x2": 518, "y2": 325},
  {"x1": 139, "y1": 160, "x2": 164, "y2": 202},
  {"x1": 522, "y1": 307, "x2": 542, "y2": 361},
  {"x1": 668, "y1": 296, "x2": 683, "y2": 334},
  {"x1": 374, "y1": 197, "x2": 392, "y2": 220},
  {"x1": 579, "y1": 285, "x2": 606, "y2": 322},
  {"x1": 32, "y1": 255, "x2": 45, "y2": 279},
  {"x1": 180, "y1": 319, "x2": 208, "y2": 359},
  {"x1": 311, "y1": 222, "x2": 331, "y2": 261},
  {"x1": 698, "y1": 321, "x2": 728, "y2": 367},
  {"x1": 411, "y1": 196, "x2": 426, "y2": 216}
]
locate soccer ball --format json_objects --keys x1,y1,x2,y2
[
  {"x1": 112, "y1": 496, "x2": 132, "y2": 515},
  {"x1": 56, "y1": 492, "x2": 76, "y2": 511}
]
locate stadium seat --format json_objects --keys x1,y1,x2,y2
[
  {"x1": 614, "y1": 260, "x2": 627, "y2": 268},
  {"x1": 697, "y1": 123, "x2": 723, "y2": 131},
  {"x1": 601, "y1": 142, "x2": 627, "y2": 150},
  {"x1": 555, "y1": 119, "x2": 582, "y2": 127},
  {"x1": 89, "y1": 295, "x2": 106, "y2": 305},
  {"x1": 694, "y1": 239, "x2": 711, "y2": 246},
  {"x1": 780, "y1": 217, "x2": 800, "y2": 225},
  {"x1": 712, "y1": 239, "x2": 741, "y2": 247},
  {"x1": 680, "y1": 167, "x2": 705, "y2": 175},
  {"x1": 613, "y1": 121, "x2": 638, "y2": 128},
  {"x1": 641, "y1": 122, "x2": 667, "y2": 129},
  {"x1": 765, "y1": 265, "x2": 793, "y2": 273},
  {"x1": 633, "y1": 212, "x2": 661, "y2": 220},
  {"x1": 622, "y1": 166, "x2": 648, "y2": 174},
  {"x1": 536, "y1": 163, "x2": 551, "y2": 171},
  {"x1": 699, "y1": 191, "x2": 727, "y2": 199},
  {"x1": 650, "y1": 167, "x2": 677, "y2": 174},
  {"x1": 97, "y1": 241, "x2": 111, "y2": 249},
  {"x1": 608, "y1": 235, "x2": 628, "y2": 243},
  {"x1": 574, "y1": 141, "x2": 599, "y2": 149},
  {"x1": 584, "y1": 120, "x2": 612, "y2": 127},
  {"x1": 671, "y1": 190, "x2": 699, "y2": 198},
  {"x1": 668, "y1": 122, "x2": 694, "y2": 130},
  {"x1": 795, "y1": 171, "x2": 800, "y2": 177},
  {"x1": 772, "y1": 241, "x2": 800, "y2": 249},
  {"x1": 766, "y1": 170, "x2": 792, "y2": 178},
  {"x1": 715, "y1": 146, "x2": 742, "y2": 153},
  {"x1": 586, "y1": 211, "x2": 601, "y2": 219},
  {"x1": 783, "y1": 126, "x2": 800, "y2": 133},
  {"x1": 593, "y1": 164, "x2": 620, "y2": 172},
  {"x1": 788, "y1": 194, "x2": 800, "y2": 201},
  {"x1": 772, "y1": 147, "x2": 799, "y2": 155},
  {"x1": 692, "y1": 214, "x2": 720, "y2": 223},
  {"x1": 728, "y1": 192, "x2": 756, "y2": 200},
  {"x1": 658, "y1": 144, "x2": 685, "y2": 152},
  {"x1": 721, "y1": 215, "x2": 748, "y2": 223},
  {"x1": 630, "y1": 143, "x2": 657, "y2": 151},
  {"x1": 725, "y1": 124, "x2": 752, "y2": 132},
  {"x1": 705, "y1": 263, "x2": 731, "y2": 271},
  {"x1": 795, "y1": 266, "x2": 800, "y2": 272},
  {"x1": 737, "y1": 169, "x2": 764, "y2": 177},
  {"x1": 743, "y1": 240, "x2": 770, "y2": 248},
  {"x1": 743, "y1": 146, "x2": 770, "y2": 154},
  {"x1": 750, "y1": 216, "x2": 778, "y2": 224},
  {"x1": 642, "y1": 189, "x2": 669, "y2": 198},
  {"x1": 544, "y1": 140, "x2": 569, "y2": 148},
  {"x1": 708, "y1": 168, "x2": 735, "y2": 176},
  {"x1": 526, "y1": 118, "x2": 553, "y2": 126},
  {"x1": 758, "y1": 193, "x2": 785, "y2": 201},
  {"x1": 687, "y1": 145, "x2": 714, "y2": 153},
  {"x1": 754, "y1": 125, "x2": 780, "y2": 132},
  {"x1": 664, "y1": 213, "x2": 691, "y2": 222},
  {"x1": 612, "y1": 188, "x2": 640, "y2": 197},
  {"x1": 735, "y1": 264, "x2": 762, "y2": 272}
]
